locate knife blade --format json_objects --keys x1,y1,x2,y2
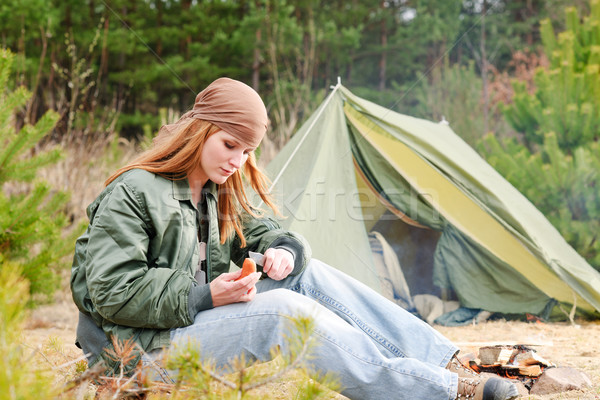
[{"x1": 248, "y1": 251, "x2": 265, "y2": 266}]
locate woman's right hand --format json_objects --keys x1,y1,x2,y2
[{"x1": 209, "y1": 270, "x2": 261, "y2": 307}]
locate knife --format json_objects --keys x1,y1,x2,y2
[{"x1": 248, "y1": 251, "x2": 265, "y2": 266}]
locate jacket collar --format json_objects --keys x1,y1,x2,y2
[
  {"x1": 172, "y1": 178, "x2": 192, "y2": 201},
  {"x1": 172, "y1": 178, "x2": 218, "y2": 203}
]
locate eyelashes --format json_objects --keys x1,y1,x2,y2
[{"x1": 225, "y1": 141, "x2": 252, "y2": 155}]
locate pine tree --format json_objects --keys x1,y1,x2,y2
[
  {"x1": 480, "y1": 0, "x2": 600, "y2": 271},
  {"x1": 0, "y1": 49, "x2": 74, "y2": 300},
  {"x1": 503, "y1": 2, "x2": 600, "y2": 151}
]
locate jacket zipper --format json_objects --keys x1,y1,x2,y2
[{"x1": 205, "y1": 196, "x2": 213, "y2": 281}]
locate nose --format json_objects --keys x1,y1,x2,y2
[{"x1": 229, "y1": 151, "x2": 246, "y2": 169}]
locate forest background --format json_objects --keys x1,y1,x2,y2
[
  {"x1": 1, "y1": 0, "x2": 600, "y2": 327},
  {"x1": 1, "y1": 0, "x2": 599, "y2": 308},
  {"x1": 1, "y1": 0, "x2": 600, "y2": 398}
]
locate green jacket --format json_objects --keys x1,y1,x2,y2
[{"x1": 70, "y1": 169, "x2": 311, "y2": 368}]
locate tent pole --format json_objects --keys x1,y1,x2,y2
[{"x1": 258, "y1": 78, "x2": 343, "y2": 207}]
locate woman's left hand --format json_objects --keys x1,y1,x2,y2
[{"x1": 262, "y1": 248, "x2": 294, "y2": 281}]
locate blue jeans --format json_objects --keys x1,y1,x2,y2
[{"x1": 170, "y1": 259, "x2": 459, "y2": 399}]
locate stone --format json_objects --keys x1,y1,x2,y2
[
  {"x1": 511, "y1": 379, "x2": 530, "y2": 398},
  {"x1": 529, "y1": 367, "x2": 592, "y2": 395}
]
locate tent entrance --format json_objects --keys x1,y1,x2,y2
[
  {"x1": 370, "y1": 211, "x2": 443, "y2": 299},
  {"x1": 353, "y1": 150, "x2": 451, "y2": 302}
]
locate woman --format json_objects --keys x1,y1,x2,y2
[{"x1": 71, "y1": 78, "x2": 518, "y2": 400}]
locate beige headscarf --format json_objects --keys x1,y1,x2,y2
[{"x1": 157, "y1": 77, "x2": 268, "y2": 145}]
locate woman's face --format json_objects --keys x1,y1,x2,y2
[{"x1": 196, "y1": 130, "x2": 260, "y2": 185}]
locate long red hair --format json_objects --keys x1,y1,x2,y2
[{"x1": 105, "y1": 118, "x2": 279, "y2": 246}]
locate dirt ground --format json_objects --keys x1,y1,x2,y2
[
  {"x1": 23, "y1": 291, "x2": 600, "y2": 399},
  {"x1": 436, "y1": 320, "x2": 600, "y2": 399}
]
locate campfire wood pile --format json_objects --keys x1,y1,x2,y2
[{"x1": 462, "y1": 345, "x2": 554, "y2": 390}]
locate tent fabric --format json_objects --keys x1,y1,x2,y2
[
  {"x1": 264, "y1": 83, "x2": 600, "y2": 315},
  {"x1": 265, "y1": 92, "x2": 382, "y2": 292},
  {"x1": 433, "y1": 224, "x2": 552, "y2": 313}
]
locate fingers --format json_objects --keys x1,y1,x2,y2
[
  {"x1": 239, "y1": 285, "x2": 257, "y2": 302},
  {"x1": 235, "y1": 271, "x2": 261, "y2": 292},
  {"x1": 262, "y1": 248, "x2": 294, "y2": 281},
  {"x1": 221, "y1": 269, "x2": 243, "y2": 281},
  {"x1": 210, "y1": 272, "x2": 260, "y2": 307}
]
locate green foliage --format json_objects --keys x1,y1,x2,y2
[
  {"x1": 481, "y1": 1, "x2": 600, "y2": 272},
  {"x1": 458, "y1": 1, "x2": 584, "y2": 72},
  {"x1": 1, "y1": 0, "x2": 501, "y2": 145},
  {"x1": 503, "y1": 1, "x2": 600, "y2": 150},
  {"x1": 0, "y1": 264, "x2": 57, "y2": 398},
  {"x1": 350, "y1": 0, "x2": 463, "y2": 90},
  {"x1": 0, "y1": 49, "x2": 76, "y2": 300},
  {"x1": 5, "y1": 0, "x2": 582, "y2": 150},
  {"x1": 482, "y1": 132, "x2": 600, "y2": 269},
  {"x1": 411, "y1": 59, "x2": 510, "y2": 146},
  {"x1": 116, "y1": 110, "x2": 160, "y2": 141}
]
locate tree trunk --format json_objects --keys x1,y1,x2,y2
[
  {"x1": 252, "y1": 28, "x2": 262, "y2": 91},
  {"x1": 48, "y1": 47, "x2": 57, "y2": 113},
  {"x1": 379, "y1": 2, "x2": 387, "y2": 91},
  {"x1": 480, "y1": 0, "x2": 489, "y2": 135},
  {"x1": 156, "y1": 0, "x2": 163, "y2": 57},
  {"x1": 25, "y1": 25, "x2": 48, "y2": 124},
  {"x1": 526, "y1": 0, "x2": 535, "y2": 45},
  {"x1": 100, "y1": 17, "x2": 109, "y2": 78},
  {"x1": 89, "y1": 0, "x2": 95, "y2": 21},
  {"x1": 181, "y1": 0, "x2": 192, "y2": 60},
  {"x1": 117, "y1": 5, "x2": 128, "y2": 110}
]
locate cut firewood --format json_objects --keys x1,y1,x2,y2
[
  {"x1": 514, "y1": 350, "x2": 553, "y2": 367},
  {"x1": 518, "y1": 364, "x2": 543, "y2": 377},
  {"x1": 464, "y1": 344, "x2": 559, "y2": 384},
  {"x1": 479, "y1": 346, "x2": 515, "y2": 365}
]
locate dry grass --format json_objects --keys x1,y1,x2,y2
[{"x1": 36, "y1": 136, "x2": 139, "y2": 224}]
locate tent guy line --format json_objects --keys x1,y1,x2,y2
[{"x1": 344, "y1": 242, "x2": 380, "y2": 279}]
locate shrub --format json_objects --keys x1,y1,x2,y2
[
  {"x1": 0, "y1": 48, "x2": 75, "y2": 300},
  {"x1": 0, "y1": 264, "x2": 57, "y2": 398}
]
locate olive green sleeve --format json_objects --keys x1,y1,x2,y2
[{"x1": 230, "y1": 215, "x2": 312, "y2": 276}]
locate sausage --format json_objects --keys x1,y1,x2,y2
[{"x1": 235, "y1": 258, "x2": 257, "y2": 281}]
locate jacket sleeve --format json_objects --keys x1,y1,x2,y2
[
  {"x1": 85, "y1": 181, "x2": 195, "y2": 329},
  {"x1": 230, "y1": 214, "x2": 312, "y2": 276}
]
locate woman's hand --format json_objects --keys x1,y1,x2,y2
[
  {"x1": 210, "y1": 270, "x2": 261, "y2": 307},
  {"x1": 262, "y1": 248, "x2": 294, "y2": 281}
]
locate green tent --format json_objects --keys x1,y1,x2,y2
[{"x1": 263, "y1": 82, "x2": 600, "y2": 316}]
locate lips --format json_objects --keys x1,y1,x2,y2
[{"x1": 220, "y1": 168, "x2": 234, "y2": 175}]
